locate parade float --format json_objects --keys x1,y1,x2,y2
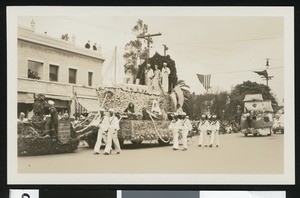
[
  {"x1": 18, "y1": 94, "x2": 79, "y2": 156},
  {"x1": 240, "y1": 94, "x2": 274, "y2": 136},
  {"x1": 79, "y1": 52, "x2": 190, "y2": 148}
]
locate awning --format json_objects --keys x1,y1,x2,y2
[
  {"x1": 44, "y1": 95, "x2": 71, "y2": 108},
  {"x1": 18, "y1": 92, "x2": 34, "y2": 103},
  {"x1": 44, "y1": 94, "x2": 71, "y2": 101},
  {"x1": 77, "y1": 98, "x2": 100, "y2": 112}
]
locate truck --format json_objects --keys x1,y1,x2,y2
[{"x1": 240, "y1": 94, "x2": 274, "y2": 137}]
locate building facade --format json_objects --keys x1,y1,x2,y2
[{"x1": 17, "y1": 25, "x2": 105, "y2": 117}]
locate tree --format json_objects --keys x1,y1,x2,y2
[
  {"x1": 172, "y1": 80, "x2": 191, "y2": 115},
  {"x1": 229, "y1": 80, "x2": 278, "y2": 116},
  {"x1": 123, "y1": 19, "x2": 150, "y2": 81}
]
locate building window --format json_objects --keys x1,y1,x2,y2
[
  {"x1": 69, "y1": 68, "x2": 77, "y2": 84},
  {"x1": 49, "y1": 65, "x2": 59, "y2": 82},
  {"x1": 88, "y1": 72, "x2": 93, "y2": 86},
  {"x1": 28, "y1": 60, "x2": 43, "y2": 80}
]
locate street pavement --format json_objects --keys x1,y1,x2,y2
[{"x1": 18, "y1": 133, "x2": 283, "y2": 174}]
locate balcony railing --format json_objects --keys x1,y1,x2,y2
[
  {"x1": 18, "y1": 77, "x2": 98, "y2": 99},
  {"x1": 18, "y1": 77, "x2": 72, "y2": 97}
]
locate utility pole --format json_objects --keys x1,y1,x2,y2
[
  {"x1": 163, "y1": 44, "x2": 168, "y2": 56},
  {"x1": 137, "y1": 33, "x2": 162, "y2": 65},
  {"x1": 262, "y1": 58, "x2": 273, "y2": 87}
]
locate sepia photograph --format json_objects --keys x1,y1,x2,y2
[{"x1": 7, "y1": 6, "x2": 294, "y2": 184}]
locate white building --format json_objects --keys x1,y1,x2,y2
[{"x1": 17, "y1": 23, "x2": 105, "y2": 117}]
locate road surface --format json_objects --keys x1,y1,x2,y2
[{"x1": 18, "y1": 133, "x2": 283, "y2": 174}]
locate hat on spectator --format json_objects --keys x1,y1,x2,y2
[{"x1": 48, "y1": 100, "x2": 55, "y2": 105}]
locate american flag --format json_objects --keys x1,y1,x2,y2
[{"x1": 196, "y1": 74, "x2": 211, "y2": 92}]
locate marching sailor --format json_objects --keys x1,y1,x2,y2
[
  {"x1": 104, "y1": 109, "x2": 121, "y2": 155},
  {"x1": 93, "y1": 108, "x2": 109, "y2": 155},
  {"x1": 180, "y1": 112, "x2": 193, "y2": 151},
  {"x1": 198, "y1": 114, "x2": 209, "y2": 147},
  {"x1": 169, "y1": 112, "x2": 180, "y2": 150},
  {"x1": 209, "y1": 115, "x2": 220, "y2": 147}
]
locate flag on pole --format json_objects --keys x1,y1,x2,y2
[
  {"x1": 196, "y1": 74, "x2": 211, "y2": 91},
  {"x1": 253, "y1": 70, "x2": 268, "y2": 78}
]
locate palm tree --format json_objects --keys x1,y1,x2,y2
[{"x1": 170, "y1": 80, "x2": 192, "y2": 115}]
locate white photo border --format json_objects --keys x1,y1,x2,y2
[{"x1": 7, "y1": 6, "x2": 295, "y2": 184}]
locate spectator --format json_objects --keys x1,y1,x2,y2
[
  {"x1": 85, "y1": 41, "x2": 91, "y2": 49},
  {"x1": 18, "y1": 112, "x2": 28, "y2": 123},
  {"x1": 124, "y1": 102, "x2": 135, "y2": 114},
  {"x1": 93, "y1": 43, "x2": 97, "y2": 51}
]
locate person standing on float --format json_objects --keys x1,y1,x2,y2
[
  {"x1": 150, "y1": 65, "x2": 161, "y2": 91},
  {"x1": 145, "y1": 63, "x2": 154, "y2": 87},
  {"x1": 93, "y1": 108, "x2": 109, "y2": 155},
  {"x1": 48, "y1": 100, "x2": 58, "y2": 137},
  {"x1": 161, "y1": 62, "x2": 171, "y2": 92},
  {"x1": 104, "y1": 109, "x2": 121, "y2": 155}
]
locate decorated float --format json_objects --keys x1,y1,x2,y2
[
  {"x1": 79, "y1": 52, "x2": 191, "y2": 148},
  {"x1": 18, "y1": 94, "x2": 79, "y2": 156},
  {"x1": 240, "y1": 94, "x2": 274, "y2": 136}
]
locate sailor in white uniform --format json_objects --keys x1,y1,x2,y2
[
  {"x1": 169, "y1": 113, "x2": 181, "y2": 150},
  {"x1": 180, "y1": 112, "x2": 192, "y2": 151},
  {"x1": 198, "y1": 114, "x2": 209, "y2": 147},
  {"x1": 209, "y1": 115, "x2": 220, "y2": 147},
  {"x1": 104, "y1": 109, "x2": 121, "y2": 155},
  {"x1": 93, "y1": 108, "x2": 109, "y2": 155}
]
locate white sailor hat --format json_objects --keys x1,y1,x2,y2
[
  {"x1": 201, "y1": 114, "x2": 206, "y2": 118},
  {"x1": 163, "y1": 62, "x2": 167, "y2": 66},
  {"x1": 48, "y1": 100, "x2": 55, "y2": 105},
  {"x1": 108, "y1": 108, "x2": 115, "y2": 112},
  {"x1": 212, "y1": 115, "x2": 217, "y2": 119}
]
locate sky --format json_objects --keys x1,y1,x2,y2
[{"x1": 18, "y1": 15, "x2": 284, "y2": 102}]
